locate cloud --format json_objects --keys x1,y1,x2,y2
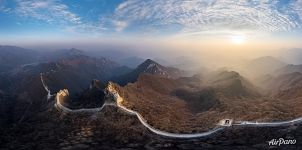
[
  {"x1": 0, "y1": 0, "x2": 12, "y2": 13},
  {"x1": 113, "y1": 20, "x2": 128, "y2": 32},
  {"x1": 0, "y1": 6, "x2": 6, "y2": 12},
  {"x1": 291, "y1": 0, "x2": 302, "y2": 21},
  {"x1": 10, "y1": 0, "x2": 105, "y2": 34},
  {"x1": 2, "y1": 0, "x2": 302, "y2": 37},
  {"x1": 113, "y1": 0, "x2": 302, "y2": 35},
  {"x1": 15, "y1": 0, "x2": 81, "y2": 24}
]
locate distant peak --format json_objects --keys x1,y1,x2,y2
[
  {"x1": 68, "y1": 48, "x2": 84, "y2": 55},
  {"x1": 253, "y1": 56, "x2": 283, "y2": 62},
  {"x1": 137, "y1": 59, "x2": 161, "y2": 69},
  {"x1": 70, "y1": 48, "x2": 82, "y2": 51},
  {"x1": 144, "y1": 59, "x2": 156, "y2": 64}
]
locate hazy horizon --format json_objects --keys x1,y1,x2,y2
[{"x1": 1, "y1": 0, "x2": 302, "y2": 68}]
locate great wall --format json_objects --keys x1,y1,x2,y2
[{"x1": 40, "y1": 73, "x2": 302, "y2": 139}]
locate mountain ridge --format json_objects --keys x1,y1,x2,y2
[{"x1": 113, "y1": 59, "x2": 185, "y2": 86}]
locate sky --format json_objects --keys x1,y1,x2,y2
[{"x1": 0, "y1": 0, "x2": 302, "y2": 54}]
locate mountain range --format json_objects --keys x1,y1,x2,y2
[{"x1": 1, "y1": 45, "x2": 302, "y2": 148}]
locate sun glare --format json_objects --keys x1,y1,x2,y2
[{"x1": 230, "y1": 35, "x2": 246, "y2": 45}]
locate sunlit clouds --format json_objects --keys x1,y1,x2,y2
[
  {"x1": 113, "y1": 0, "x2": 302, "y2": 33},
  {"x1": 0, "y1": 0, "x2": 301, "y2": 52}
]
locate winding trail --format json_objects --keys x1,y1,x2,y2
[
  {"x1": 41, "y1": 73, "x2": 113, "y2": 113},
  {"x1": 233, "y1": 118, "x2": 302, "y2": 127},
  {"x1": 40, "y1": 74, "x2": 302, "y2": 139},
  {"x1": 106, "y1": 84, "x2": 225, "y2": 138},
  {"x1": 40, "y1": 73, "x2": 53, "y2": 101}
]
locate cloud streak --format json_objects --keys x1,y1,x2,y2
[
  {"x1": 0, "y1": 0, "x2": 12, "y2": 13},
  {"x1": 1, "y1": 0, "x2": 302, "y2": 38},
  {"x1": 11, "y1": 0, "x2": 105, "y2": 34},
  {"x1": 113, "y1": 0, "x2": 302, "y2": 34},
  {"x1": 16, "y1": 0, "x2": 81, "y2": 24}
]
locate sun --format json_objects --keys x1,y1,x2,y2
[{"x1": 230, "y1": 35, "x2": 246, "y2": 45}]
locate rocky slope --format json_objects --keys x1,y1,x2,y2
[
  {"x1": 112, "y1": 69, "x2": 302, "y2": 133},
  {"x1": 0, "y1": 45, "x2": 39, "y2": 72},
  {"x1": 113, "y1": 59, "x2": 185, "y2": 85}
]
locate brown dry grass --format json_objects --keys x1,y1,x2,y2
[{"x1": 112, "y1": 74, "x2": 302, "y2": 133}]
